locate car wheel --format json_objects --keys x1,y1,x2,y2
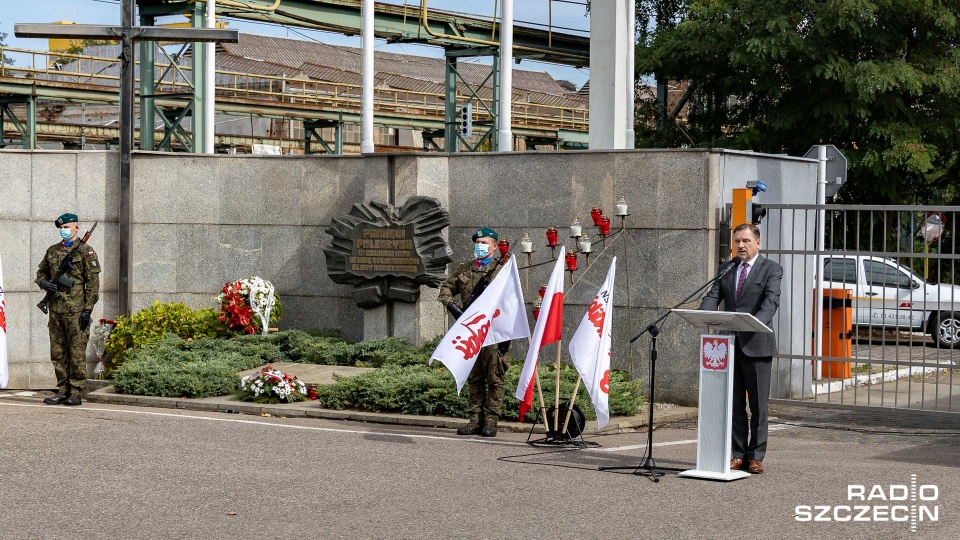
[{"x1": 933, "y1": 312, "x2": 960, "y2": 349}]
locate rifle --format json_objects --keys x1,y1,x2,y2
[{"x1": 38, "y1": 222, "x2": 98, "y2": 314}]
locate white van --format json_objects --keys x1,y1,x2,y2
[{"x1": 821, "y1": 255, "x2": 960, "y2": 348}]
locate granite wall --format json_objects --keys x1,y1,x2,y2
[{"x1": 0, "y1": 148, "x2": 817, "y2": 404}]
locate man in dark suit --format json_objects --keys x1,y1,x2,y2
[{"x1": 699, "y1": 222, "x2": 782, "y2": 474}]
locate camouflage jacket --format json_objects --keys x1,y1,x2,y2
[
  {"x1": 437, "y1": 257, "x2": 506, "y2": 310},
  {"x1": 35, "y1": 241, "x2": 102, "y2": 313}
]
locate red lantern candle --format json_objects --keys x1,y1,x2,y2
[
  {"x1": 497, "y1": 239, "x2": 510, "y2": 254},
  {"x1": 307, "y1": 384, "x2": 319, "y2": 400},
  {"x1": 565, "y1": 252, "x2": 578, "y2": 271},
  {"x1": 545, "y1": 227, "x2": 559, "y2": 247},
  {"x1": 590, "y1": 206, "x2": 604, "y2": 226},
  {"x1": 538, "y1": 284, "x2": 547, "y2": 298},
  {"x1": 599, "y1": 216, "x2": 611, "y2": 236},
  {"x1": 532, "y1": 306, "x2": 541, "y2": 321}
]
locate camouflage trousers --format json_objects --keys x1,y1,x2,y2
[
  {"x1": 467, "y1": 345, "x2": 509, "y2": 423},
  {"x1": 48, "y1": 311, "x2": 90, "y2": 394}
]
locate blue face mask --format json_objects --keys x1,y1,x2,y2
[
  {"x1": 474, "y1": 243, "x2": 491, "y2": 259},
  {"x1": 60, "y1": 228, "x2": 74, "y2": 241}
]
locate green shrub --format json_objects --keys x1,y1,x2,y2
[
  {"x1": 317, "y1": 361, "x2": 646, "y2": 422},
  {"x1": 112, "y1": 335, "x2": 277, "y2": 398},
  {"x1": 105, "y1": 301, "x2": 227, "y2": 367}
]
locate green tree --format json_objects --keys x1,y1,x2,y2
[
  {"x1": 635, "y1": 0, "x2": 960, "y2": 204},
  {"x1": 1, "y1": 28, "x2": 14, "y2": 65}
]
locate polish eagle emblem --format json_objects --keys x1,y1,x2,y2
[{"x1": 702, "y1": 338, "x2": 729, "y2": 371}]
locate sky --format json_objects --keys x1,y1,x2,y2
[{"x1": 1, "y1": 0, "x2": 592, "y2": 87}]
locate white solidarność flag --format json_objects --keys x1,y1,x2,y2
[
  {"x1": 568, "y1": 257, "x2": 616, "y2": 428},
  {"x1": 515, "y1": 246, "x2": 566, "y2": 419},
  {"x1": 0, "y1": 252, "x2": 9, "y2": 388},
  {"x1": 431, "y1": 255, "x2": 529, "y2": 393}
]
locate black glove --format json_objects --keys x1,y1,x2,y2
[
  {"x1": 79, "y1": 310, "x2": 92, "y2": 331},
  {"x1": 498, "y1": 340, "x2": 511, "y2": 356},
  {"x1": 446, "y1": 302, "x2": 464, "y2": 318},
  {"x1": 39, "y1": 279, "x2": 59, "y2": 293}
]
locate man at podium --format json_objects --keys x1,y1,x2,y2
[{"x1": 699, "y1": 223, "x2": 783, "y2": 474}]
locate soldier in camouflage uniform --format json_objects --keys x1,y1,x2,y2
[
  {"x1": 438, "y1": 227, "x2": 510, "y2": 437},
  {"x1": 36, "y1": 213, "x2": 101, "y2": 406}
]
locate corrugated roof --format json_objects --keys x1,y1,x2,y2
[{"x1": 222, "y1": 33, "x2": 567, "y2": 97}]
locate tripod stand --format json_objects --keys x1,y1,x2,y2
[{"x1": 599, "y1": 259, "x2": 740, "y2": 481}]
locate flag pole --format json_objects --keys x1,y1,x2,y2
[
  {"x1": 534, "y1": 363, "x2": 548, "y2": 422},
  {"x1": 560, "y1": 375, "x2": 582, "y2": 435},
  {"x1": 553, "y1": 340, "x2": 562, "y2": 432}
]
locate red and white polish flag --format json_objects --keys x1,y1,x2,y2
[
  {"x1": 515, "y1": 246, "x2": 566, "y2": 421},
  {"x1": 0, "y1": 252, "x2": 9, "y2": 388},
  {"x1": 431, "y1": 255, "x2": 529, "y2": 393},
  {"x1": 568, "y1": 257, "x2": 616, "y2": 428}
]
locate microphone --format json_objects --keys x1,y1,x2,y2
[{"x1": 716, "y1": 256, "x2": 742, "y2": 280}]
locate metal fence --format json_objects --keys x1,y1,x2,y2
[{"x1": 761, "y1": 204, "x2": 960, "y2": 415}]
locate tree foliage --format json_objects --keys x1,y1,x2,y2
[{"x1": 634, "y1": 0, "x2": 960, "y2": 204}]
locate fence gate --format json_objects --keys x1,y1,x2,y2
[{"x1": 759, "y1": 204, "x2": 960, "y2": 415}]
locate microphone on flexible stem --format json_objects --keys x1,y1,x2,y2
[{"x1": 715, "y1": 256, "x2": 742, "y2": 281}]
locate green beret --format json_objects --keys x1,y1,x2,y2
[
  {"x1": 55, "y1": 213, "x2": 79, "y2": 228},
  {"x1": 472, "y1": 227, "x2": 499, "y2": 242}
]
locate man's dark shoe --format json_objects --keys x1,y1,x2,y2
[
  {"x1": 480, "y1": 419, "x2": 498, "y2": 437},
  {"x1": 43, "y1": 392, "x2": 69, "y2": 405},
  {"x1": 747, "y1": 459, "x2": 764, "y2": 474},
  {"x1": 457, "y1": 421, "x2": 482, "y2": 436},
  {"x1": 63, "y1": 394, "x2": 82, "y2": 406},
  {"x1": 730, "y1": 458, "x2": 744, "y2": 471}
]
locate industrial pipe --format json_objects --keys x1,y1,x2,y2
[
  {"x1": 497, "y1": 0, "x2": 513, "y2": 151},
  {"x1": 361, "y1": 0, "x2": 375, "y2": 153}
]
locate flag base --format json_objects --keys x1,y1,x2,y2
[
  {"x1": 678, "y1": 469, "x2": 751, "y2": 482},
  {"x1": 525, "y1": 402, "x2": 594, "y2": 448}
]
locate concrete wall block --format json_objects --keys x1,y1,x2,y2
[
  {"x1": 3, "y1": 292, "x2": 33, "y2": 364},
  {"x1": 259, "y1": 158, "x2": 304, "y2": 226},
  {"x1": 1, "y1": 221, "x2": 34, "y2": 291},
  {"x1": 174, "y1": 225, "x2": 225, "y2": 294},
  {"x1": 5, "y1": 361, "x2": 56, "y2": 390},
  {"x1": 131, "y1": 292, "x2": 213, "y2": 313},
  {"x1": 614, "y1": 152, "x2": 661, "y2": 229},
  {"x1": 391, "y1": 155, "x2": 420, "y2": 205},
  {"x1": 301, "y1": 157, "x2": 342, "y2": 226},
  {"x1": 446, "y1": 157, "x2": 494, "y2": 228},
  {"x1": 300, "y1": 227, "x2": 346, "y2": 297},
  {"x1": 132, "y1": 222, "x2": 178, "y2": 294},
  {"x1": 30, "y1": 303, "x2": 51, "y2": 363},
  {"x1": 219, "y1": 225, "x2": 263, "y2": 283},
  {"x1": 218, "y1": 157, "x2": 265, "y2": 224},
  {"x1": 655, "y1": 229, "x2": 711, "y2": 308},
  {"x1": 337, "y1": 298, "x2": 364, "y2": 342},
  {"x1": 362, "y1": 304, "x2": 389, "y2": 340},
  {"x1": 657, "y1": 152, "x2": 710, "y2": 230},
  {"x1": 176, "y1": 156, "x2": 222, "y2": 224},
  {"x1": 0, "y1": 153, "x2": 33, "y2": 220},
  {"x1": 261, "y1": 226, "x2": 302, "y2": 295},
  {"x1": 132, "y1": 155, "x2": 178, "y2": 223},
  {"x1": 279, "y1": 296, "x2": 341, "y2": 332},
  {"x1": 33, "y1": 153, "x2": 77, "y2": 221},
  {"x1": 76, "y1": 151, "x2": 119, "y2": 222}
]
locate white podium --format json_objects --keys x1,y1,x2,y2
[{"x1": 670, "y1": 309, "x2": 773, "y2": 482}]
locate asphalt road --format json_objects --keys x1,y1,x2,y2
[{"x1": 1, "y1": 399, "x2": 958, "y2": 540}]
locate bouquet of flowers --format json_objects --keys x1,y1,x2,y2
[
  {"x1": 91, "y1": 318, "x2": 117, "y2": 378},
  {"x1": 217, "y1": 276, "x2": 281, "y2": 335},
  {"x1": 235, "y1": 365, "x2": 308, "y2": 404}
]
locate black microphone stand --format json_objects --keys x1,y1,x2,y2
[{"x1": 599, "y1": 259, "x2": 739, "y2": 482}]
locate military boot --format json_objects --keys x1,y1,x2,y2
[
  {"x1": 457, "y1": 420, "x2": 482, "y2": 435},
  {"x1": 480, "y1": 418, "x2": 498, "y2": 437},
  {"x1": 43, "y1": 392, "x2": 69, "y2": 405},
  {"x1": 63, "y1": 394, "x2": 82, "y2": 406}
]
